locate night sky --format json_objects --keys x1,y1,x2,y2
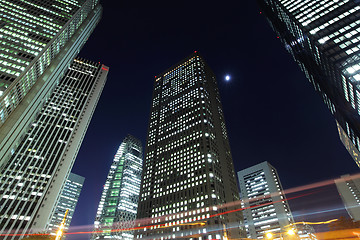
[{"x1": 67, "y1": 0, "x2": 360, "y2": 237}]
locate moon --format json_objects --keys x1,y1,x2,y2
[{"x1": 225, "y1": 75, "x2": 230, "y2": 81}]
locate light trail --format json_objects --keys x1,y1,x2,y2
[
  {"x1": 292, "y1": 205, "x2": 346, "y2": 218},
  {"x1": 286, "y1": 218, "x2": 338, "y2": 227},
  {"x1": 4, "y1": 174, "x2": 360, "y2": 238},
  {"x1": 296, "y1": 219, "x2": 338, "y2": 225},
  {"x1": 58, "y1": 192, "x2": 323, "y2": 237},
  {"x1": 1, "y1": 191, "x2": 315, "y2": 238},
  {"x1": 208, "y1": 191, "x2": 318, "y2": 219}
]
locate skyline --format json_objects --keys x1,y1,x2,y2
[{"x1": 63, "y1": 0, "x2": 360, "y2": 238}]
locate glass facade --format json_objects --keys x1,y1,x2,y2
[
  {"x1": 0, "y1": 58, "x2": 108, "y2": 239},
  {"x1": 92, "y1": 135, "x2": 143, "y2": 240},
  {"x1": 257, "y1": 0, "x2": 360, "y2": 166},
  {"x1": 136, "y1": 52, "x2": 244, "y2": 240},
  {"x1": 46, "y1": 172, "x2": 85, "y2": 234},
  {"x1": 0, "y1": 0, "x2": 100, "y2": 125},
  {"x1": 237, "y1": 162, "x2": 294, "y2": 240}
]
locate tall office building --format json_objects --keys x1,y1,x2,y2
[
  {"x1": 257, "y1": 0, "x2": 360, "y2": 166},
  {"x1": 335, "y1": 174, "x2": 360, "y2": 221},
  {"x1": 136, "y1": 52, "x2": 243, "y2": 240},
  {"x1": 46, "y1": 173, "x2": 85, "y2": 235},
  {"x1": 237, "y1": 161, "x2": 294, "y2": 240},
  {"x1": 0, "y1": 0, "x2": 103, "y2": 170},
  {"x1": 92, "y1": 135, "x2": 143, "y2": 240},
  {"x1": 0, "y1": 58, "x2": 108, "y2": 239}
]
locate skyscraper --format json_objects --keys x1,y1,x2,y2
[
  {"x1": 0, "y1": 58, "x2": 108, "y2": 239},
  {"x1": 136, "y1": 52, "x2": 243, "y2": 240},
  {"x1": 92, "y1": 135, "x2": 143, "y2": 240},
  {"x1": 237, "y1": 161, "x2": 294, "y2": 240},
  {"x1": 256, "y1": 0, "x2": 360, "y2": 166},
  {"x1": 335, "y1": 174, "x2": 360, "y2": 221},
  {"x1": 46, "y1": 173, "x2": 85, "y2": 234},
  {"x1": 0, "y1": 0, "x2": 103, "y2": 169}
]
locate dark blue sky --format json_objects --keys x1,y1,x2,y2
[{"x1": 67, "y1": 0, "x2": 359, "y2": 238}]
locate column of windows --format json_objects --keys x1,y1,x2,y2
[
  {"x1": 0, "y1": 0, "x2": 100, "y2": 125},
  {"x1": 0, "y1": 58, "x2": 104, "y2": 238}
]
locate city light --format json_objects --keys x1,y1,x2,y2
[
  {"x1": 0, "y1": 189, "x2": 319, "y2": 239},
  {"x1": 3, "y1": 0, "x2": 360, "y2": 240},
  {"x1": 287, "y1": 219, "x2": 338, "y2": 226},
  {"x1": 287, "y1": 229, "x2": 295, "y2": 236},
  {"x1": 55, "y1": 209, "x2": 68, "y2": 240},
  {"x1": 266, "y1": 232, "x2": 273, "y2": 239}
]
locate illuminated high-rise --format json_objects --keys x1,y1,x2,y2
[
  {"x1": 0, "y1": 58, "x2": 108, "y2": 239},
  {"x1": 46, "y1": 173, "x2": 85, "y2": 235},
  {"x1": 335, "y1": 174, "x2": 360, "y2": 221},
  {"x1": 92, "y1": 135, "x2": 143, "y2": 240},
  {"x1": 257, "y1": 0, "x2": 360, "y2": 166},
  {"x1": 136, "y1": 52, "x2": 244, "y2": 240},
  {"x1": 237, "y1": 161, "x2": 294, "y2": 240},
  {"x1": 46, "y1": 173, "x2": 85, "y2": 234},
  {"x1": 0, "y1": 0, "x2": 103, "y2": 169},
  {"x1": 0, "y1": 1, "x2": 103, "y2": 237}
]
